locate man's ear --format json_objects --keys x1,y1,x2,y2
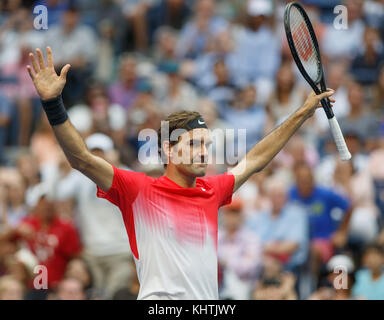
[{"x1": 162, "y1": 140, "x2": 172, "y2": 164}]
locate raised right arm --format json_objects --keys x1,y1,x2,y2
[{"x1": 27, "y1": 47, "x2": 113, "y2": 191}]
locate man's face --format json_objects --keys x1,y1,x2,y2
[{"x1": 169, "y1": 128, "x2": 212, "y2": 177}]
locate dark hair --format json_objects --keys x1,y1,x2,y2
[
  {"x1": 157, "y1": 110, "x2": 203, "y2": 167},
  {"x1": 363, "y1": 243, "x2": 384, "y2": 256}
]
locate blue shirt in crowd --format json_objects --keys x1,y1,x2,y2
[
  {"x1": 289, "y1": 186, "x2": 350, "y2": 240},
  {"x1": 247, "y1": 203, "x2": 309, "y2": 270},
  {"x1": 352, "y1": 269, "x2": 384, "y2": 300}
]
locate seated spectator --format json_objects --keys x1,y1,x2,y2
[
  {"x1": 54, "y1": 277, "x2": 86, "y2": 300},
  {"x1": 8, "y1": 190, "x2": 82, "y2": 289},
  {"x1": 176, "y1": 0, "x2": 229, "y2": 59},
  {"x1": 248, "y1": 178, "x2": 309, "y2": 274},
  {"x1": 314, "y1": 63, "x2": 350, "y2": 137},
  {"x1": 108, "y1": 54, "x2": 139, "y2": 111},
  {"x1": 289, "y1": 162, "x2": 353, "y2": 288},
  {"x1": 56, "y1": 134, "x2": 133, "y2": 299},
  {"x1": 152, "y1": 26, "x2": 179, "y2": 64},
  {"x1": 148, "y1": 0, "x2": 191, "y2": 45},
  {"x1": 64, "y1": 258, "x2": 99, "y2": 299},
  {"x1": 119, "y1": 0, "x2": 155, "y2": 52},
  {"x1": 154, "y1": 61, "x2": 199, "y2": 114},
  {"x1": 218, "y1": 198, "x2": 262, "y2": 300},
  {"x1": 267, "y1": 62, "x2": 307, "y2": 128},
  {"x1": 0, "y1": 275, "x2": 24, "y2": 300},
  {"x1": 217, "y1": 84, "x2": 267, "y2": 154},
  {"x1": 231, "y1": 0, "x2": 280, "y2": 84},
  {"x1": 321, "y1": 0, "x2": 365, "y2": 62},
  {"x1": 352, "y1": 244, "x2": 384, "y2": 300},
  {"x1": 252, "y1": 256, "x2": 297, "y2": 300},
  {"x1": 45, "y1": 5, "x2": 98, "y2": 107},
  {"x1": 309, "y1": 254, "x2": 356, "y2": 300},
  {"x1": 331, "y1": 159, "x2": 379, "y2": 246},
  {"x1": 339, "y1": 81, "x2": 380, "y2": 142},
  {"x1": 350, "y1": 27, "x2": 384, "y2": 86}
]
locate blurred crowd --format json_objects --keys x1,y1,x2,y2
[{"x1": 0, "y1": 0, "x2": 384, "y2": 300}]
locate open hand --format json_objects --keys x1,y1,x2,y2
[{"x1": 27, "y1": 47, "x2": 71, "y2": 101}]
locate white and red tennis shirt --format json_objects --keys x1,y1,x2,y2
[{"x1": 97, "y1": 165, "x2": 235, "y2": 300}]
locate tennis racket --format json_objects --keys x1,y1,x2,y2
[{"x1": 284, "y1": 2, "x2": 351, "y2": 161}]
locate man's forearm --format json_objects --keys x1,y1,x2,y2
[
  {"x1": 52, "y1": 119, "x2": 92, "y2": 171},
  {"x1": 243, "y1": 106, "x2": 309, "y2": 173}
]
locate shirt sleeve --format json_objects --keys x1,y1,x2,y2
[
  {"x1": 329, "y1": 190, "x2": 351, "y2": 212},
  {"x1": 204, "y1": 172, "x2": 235, "y2": 207},
  {"x1": 96, "y1": 165, "x2": 148, "y2": 207}
]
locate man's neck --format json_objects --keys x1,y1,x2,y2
[{"x1": 164, "y1": 166, "x2": 197, "y2": 188}]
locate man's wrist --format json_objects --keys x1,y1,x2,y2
[{"x1": 41, "y1": 95, "x2": 68, "y2": 126}]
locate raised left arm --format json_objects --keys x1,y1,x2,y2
[{"x1": 230, "y1": 90, "x2": 335, "y2": 193}]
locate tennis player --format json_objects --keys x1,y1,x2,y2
[{"x1": 27, "y1": 47, "x2": 335, "y2": 300}]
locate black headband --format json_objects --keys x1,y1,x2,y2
[{"x1": 183, "y1": 117, "x2": 208, "y2": 131}]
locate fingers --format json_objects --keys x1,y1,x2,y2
[
  {"x1": 59, "y1": 64, "x2": 71, "y2": 81},
  {"x1": 47, "y1": 46, "x2": 54, "y2": 68},
  {"x1": 26, "y1": 65, "x2": 35, "y2": 80},
  {"x1": 318, "y1": 89, "x2": 335, "y2": 100},
  {"x1": 36, "y1": 48, "x2": 46, "y2": 69},
  {"x1": 29, "y1": 52, "x2": 39, "y2": 73}
]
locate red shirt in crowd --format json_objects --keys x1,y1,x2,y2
[{"x1": 20, "y1": 215, "x2": 82, "y2": 288}]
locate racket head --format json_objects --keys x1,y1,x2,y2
[{"x1": 284, "y1": 2, "x2": 323, "y2": 92}]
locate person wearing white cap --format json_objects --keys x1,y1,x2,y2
[
  {"x1": 231, "y1": 0, "x2": 280, "y2": 104},
  {"x1": 55, "y1": 133, "x2": 133, "y2": 299},
  {"x1": 309, "y1": 254, "x2": 356, "y2": 300}
]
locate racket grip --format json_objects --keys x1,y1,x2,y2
[{"x1": 328, "y1": 117, "x2": 352, "y2": 161}]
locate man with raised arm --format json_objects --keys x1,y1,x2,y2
[{"x1": 27, "y1": 47, "x2": 335, "y2": 300}]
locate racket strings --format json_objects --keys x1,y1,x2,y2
[{"x1": 289, "y1": 7, "x2": 320, "y2": 83}]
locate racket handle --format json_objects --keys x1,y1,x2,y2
[{"x1": 328, "y1": 117, "x2": 352, "y2": 161}]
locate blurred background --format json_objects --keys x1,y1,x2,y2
[{"x1": 0, "y1": 0, "x2": 384, "y2": 300}]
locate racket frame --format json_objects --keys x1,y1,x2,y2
[{"x1": 284, "y1": 2, "x2": 334, "y2": 119}]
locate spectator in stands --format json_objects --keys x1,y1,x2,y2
[
  {"x1": 352, "y1": 244, "x2": 384, "y2": 299},
  {"x1": 248, "y1": 177, "x2": 309, "y2": 274},
  {"x1": 176, "y1": 0, "x2": 229, "y2": 59},
  {"x1": 45, "y1": 5, "x2": 98, "y2": 106},
  {"x1": 108, "y1": 54, "x2": 139, "y2": 111},
  {"x1": 0, "y1": 275, "x2": 24, "y2": 300},
  {"x1": 267, "y1": 62, "x2": 307, "y2": 128},
  {"x1": 252, "y1": 256, "x2": 297, "y2": 300},
  {"x1": 217, "y1": 84, "x2": 267, "y2": 153},
  {"x1": 289, "y1": 162, "x2": 353, "y2": 288},
  {"x1": 155, "y1": 60, "x2": 199, "y2": 114},
  {"x1": 322, "y1": 0, "x2": 366, "y2": 61},
  {"x1": 55, "y1": 277, "x2": 86, "y2": 300},
  {"x1": 64, "y1": 258, "x2": 99, "y2": 299},
  {"x1": 309, "y1": 254, "x2": 356, "y2": 300},
  {"x1": 148, "y1": 0, "x2": 191, "y2": 45},
  {"x1": 232, "y1": 0, "x2": 280, "y2": 87},
  {"x1": 56, "y1": 133, "x2": 133, "y2": 299},
  {"x1": 10, "y1": 190, "x2": 82, "y2": 289},
  {"x1": 350, "y1": 27, "x2": 384, "y2": 86},
  {"x1": 218, "y1": 198, "x2": 262, "y2": 300}
]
